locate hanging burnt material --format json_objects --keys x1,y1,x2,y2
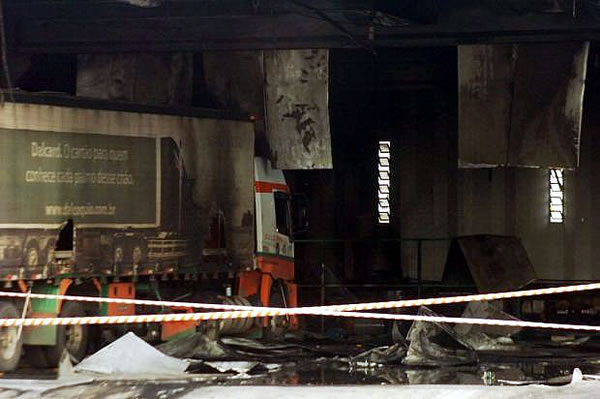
[
  {"x1": 458, "y1": 42, "x2": 589, "y2": 169},
  {"x1": 264, "y1": 49, "x2": 332, "y2": 169}
]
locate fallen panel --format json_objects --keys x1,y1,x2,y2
[
  {"x1": 264, "y1": 49, "x2": 332, "y2": 169},
  {"x1": 442, "y1": 235, "x2": 537, "y2": 293},
  {"x1": 75, "y1": 332, "x2": 189, "y2": 375}
]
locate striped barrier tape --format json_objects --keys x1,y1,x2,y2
[
  {"x1": 0, "y1": 309, "x2": 599, "y2": 332},
  {"x1": 0, "y1": 281, "x2": 599, "y2": 315}
]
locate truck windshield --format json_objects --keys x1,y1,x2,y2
[{"x1": 274, "y1": 191, "x2": 291, "y2": 237}]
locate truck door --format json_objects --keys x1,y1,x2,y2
[
  {"x1": 252, "y1": 158, "x2": 296, "y2": 313},
  {"x1": 254, "y1": 158, "x2": 294, "y2": 260}
]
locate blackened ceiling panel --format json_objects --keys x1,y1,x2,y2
[
  {"x1": 508, "y1": 42, "x2": 588, "y2": 168},
  {"x1": 458, "y1": 44, "x2": 514, "y2": 167},
  {"x1": 264, "y1": 49, "x2": 333, "y2": 169},
  {"x1": 458, "y1": 42, "x2": 588, "y2": 169}
]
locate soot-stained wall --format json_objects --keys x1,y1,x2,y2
[{"x1": 295, "y1": 46, "x2": 600, "y2": 285}]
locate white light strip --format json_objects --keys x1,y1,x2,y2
[
  {"x1": 549, "y1": 169, "x2": 564, "y2": 223},
  {"x1": 378, "y1": 141, "x2": 391, "y2": 224}
]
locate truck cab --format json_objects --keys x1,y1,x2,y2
[{"x1": 237, "y1": 158, "x2": 298, "y2": 326}]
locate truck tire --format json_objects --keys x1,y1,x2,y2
[
  {"x1": 42, "y1": 239, "x2": 57, "y2": 265},
  {"x1": 113, "y1": 244, "x2": 124, "y2": 264},
  {"x1": 0, "y1": 301, "x2": 23, "y2": 371},
  {"x1": 220, "y1": 296, "x2": 254, "y2": 335},
  {"x1": 131, "y1": 242, "x2": 146, "y2": 265},
  {"x1": 23, "y1": 243, "x2": 40, "y2": 268},
  {"x1": 40, "y1": 302, "x2": 89, "y2": 367}
]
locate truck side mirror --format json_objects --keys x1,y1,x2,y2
[{"x1": 291, "y1": 194, "x2": 308, "y2": 238}]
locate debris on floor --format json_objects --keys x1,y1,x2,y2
[
  {"x1": 159, "y1": 333, "x2": 336, "y2": 361},
  {"x1": 350, "y1": 343, "x2": 406, "y2": 366},
  {"x1": 204, "y1": 361, "x2": 260, "y2": 374},
  {"x1": 454, "y1": 301, "x2": 521, "y2": 351},
  {"x1": 403, "y1": 307, "x2": 477, "y2": 367},
  {"x1": 548, "y1": 335, "x2": 591, "y2": 347},
  {"x1": 75, "y1": 332, "x2": 190, "y2": 376},
  {"x1": 158, "y1": 331, "x2": 229, "y2": 360},
  {"x1": 58, "y1": 350, "x2": 75, "y2": 378}
]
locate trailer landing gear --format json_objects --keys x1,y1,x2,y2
[{"x1": 264, "y1": 283, "x2": 289, "y2": 340}]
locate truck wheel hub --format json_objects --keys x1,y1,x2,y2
[
  {"x1": 65, "y1": 326, "x2": 83, "y2": 353},
  {"x1": 0, "y1": 328, "x2": 17, "y2": 359}
]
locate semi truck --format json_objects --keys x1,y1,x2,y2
[{"x1": 0, "y1": 93, "x2": 302, "y2": 371}]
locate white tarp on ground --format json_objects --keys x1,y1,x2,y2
[{"x1": 74, "y1": 332, "x2": 189, "y2": 375}]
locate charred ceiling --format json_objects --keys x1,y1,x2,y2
[{"x1": 5, "y1": 0, "x2": 600, "y2": 53}]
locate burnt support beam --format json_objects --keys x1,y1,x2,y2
[{"x1": 6, "y1": 1, "x2": 600, "y2": 53}]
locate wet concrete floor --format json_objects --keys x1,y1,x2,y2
[
  {"x1": 4, "y1": 348, "x2": 600, "y2": 386},
  {"x1": 3, "y1": 337, "x2": 600, "y2": 397}
]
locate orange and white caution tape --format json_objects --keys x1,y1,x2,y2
[
  {"x1": 0, "y1": 282, "x2": 599, "y2": 331},
  {"x1": 312, "y1": 282, "x2": 600, "y2": 313},
  {"x1": 0, "y1": 281, "x2": 599, "y2": 315},
  {"x1": 0, "y1": 291, "x2": 252, "y2": 311},
  {"x1": 0, "y1": 309, "x2": 600, "y2": 332}
]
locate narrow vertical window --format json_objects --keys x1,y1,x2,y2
[
  {"x1": 549, "y1": 169, "x2": 564, "y2": 224},
  {"x1": 378, "y1": 141, "x2": 391, "y2": 224}
]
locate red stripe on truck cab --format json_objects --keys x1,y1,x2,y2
[{"x1": 255, "y1": 181, "x2": 289, "y2": 193}]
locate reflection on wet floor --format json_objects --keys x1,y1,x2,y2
[
  {"x1": 9, "y1": 351, "x2": 600, "y2": 388},
  {"x1": 7, "y1": 324, "x2": 600, "y2": 388},
  {"x1": 210, "y1": 356, "x2": 600, "y2": 386}
]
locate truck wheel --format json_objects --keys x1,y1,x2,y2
[
  {"x1": 24, "y1": 244, "x2": 40, "y2": 267},
  {"x1": 220, "y1": 296, "x2": 254, "y2": 335},
  {"x1": 42, "y1": 301, "x2": 89, "y2": 367},
  {"x1": 0, "y1": 301, "x2": 23, "y2": 371},
  {"x1": 42, "y1": 239, "x2": 57, "y2": 265},
  {"x1": 113, "y1": 245, "x2": 124, "y2": 264},
  {"x1": 131, "y1": 243, "x2": 146, "y2": 264}
]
